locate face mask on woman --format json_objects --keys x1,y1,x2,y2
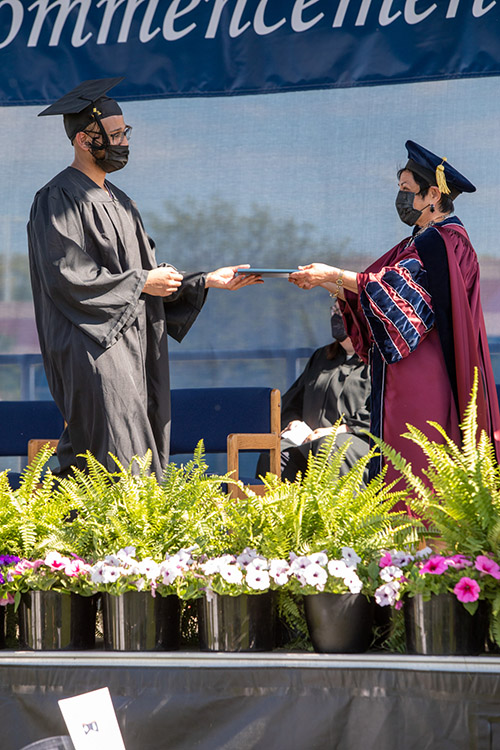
[{"x1": 395, "y1": 190, "x2": 422, "y2": 226}]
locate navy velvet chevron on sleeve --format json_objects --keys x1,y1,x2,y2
[{"x1": 360, "y1": 256, "x2": 434, "y2": 365}]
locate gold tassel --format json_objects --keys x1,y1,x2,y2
[
  {"x1": 92, "y1": 107, "x2": 102, "y2": 117},
  {"x1": 435, "y1": 158, "x2": 451, "y2": 195}
]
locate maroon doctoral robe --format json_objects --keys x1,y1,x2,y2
[{"x1": 341, "y1": 216, "x2": 500, "y2": 495}]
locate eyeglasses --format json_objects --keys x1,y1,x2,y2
[{"x1": 84, "y1": 125, "x2": 133, "y2": 146}]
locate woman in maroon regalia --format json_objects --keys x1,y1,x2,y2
[{"x1": 289, "y1": 141, "x2": 500, "y2": 492}]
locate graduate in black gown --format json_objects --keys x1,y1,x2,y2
[
  {"x1": 27, "y1": 78, "x2": 261, "y2": 477},
  {"x1": 257, "y1": 303, "x2": 371, "y2": 482}
]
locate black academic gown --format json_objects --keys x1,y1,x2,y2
[
  {"x1": 27, "y1": 167, "x2": 207, "y2": 477},
  {"x1": 257, "y1": 344, "x2": 371, "y2": 481}
]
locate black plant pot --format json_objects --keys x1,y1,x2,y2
[
  {"x1": 304, "y1": 592, "x2": 375, "y2": 653},
  {"x1": 18, "y1": 591, "x2": 97, "y2": 650},
  {"x1": 404, "y1": 593, "x2": 488, "y2": 655},
  {"x1": 197, "y1": 592, "x2": 276, "y2": 652},
  {"x1": 102, "y1": 592, "x2": 180, "y2": 651}
]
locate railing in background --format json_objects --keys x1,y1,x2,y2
[
  {"x1": 2, "y1": 339, "x2": 500, "y2": 401},
  {"x1": 0, "y1": 349, "x2": 317, "y2": 401}
]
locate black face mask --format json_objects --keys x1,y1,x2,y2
[
  {"x1": 331, "y1": 311, "x2": 347, "y2": 342},
  {"x1": 92, "y1": 144, "x2": 129, "y2": 173},
  {"x1": 395, "y1": 190, "x2": 422, "y2": 226}
]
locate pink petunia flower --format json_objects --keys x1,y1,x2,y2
[
  {"x1": 379, "y1": 552, "x2": 392, "y2": 568},
  {"x1": 475, "y1": 555, "x2": 500, "y2": 580},
  {"x1": 454, "y1": 577, "x2": 481, "y2": 603},
  {"x1": 445, "y1": 554, "x2": 473, "y2": 570},
  {"x1": 419, "y1": 556, "x2": 449, "y2": 575}
]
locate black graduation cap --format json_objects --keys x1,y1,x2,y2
[
  {"x1": 404, "y1": 140, "x2": 476, "y2": 200},
  {"x1": 38, "y1": 77, "x2": 124, "y2": 141}
]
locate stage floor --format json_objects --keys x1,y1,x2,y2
[{"x1": 2, "y1": 651, "x2": 500, "y2": 749}]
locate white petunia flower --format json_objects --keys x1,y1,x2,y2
[
  {"x1": 104, "y1": 554, "x2": 123, "y2": 567},
  {"x1": 159, "y1": 560, "x2": 183, "y2": 585},
  {"x1": 379, "y1": 565, "x2": 404, "y2": 582},
  {"x1": 201, "y1": 555, "x2": 235, "y2": 575},
  {"x1": 342, "y1": 547, "x2": 361, "y2": 568},
  {"x1": 374, "y1": 582, "x2": 399, "y2": 606},
  {"x1": 390, "y1": 551, "x2": 414, "y2": 567},
  {"x1": 137, "y1": 558, "x2": 161, "y2": 581},
  {"x1": 308, "y1": 552, "x2": 328, "y2": 567},
  {"x1": 415, "y1": 546, "x2": 433, "y2": 559},
  {"x1": 237, "y1": 548, "x2": 259, "y2": 566},
  {"x1": 90, "y1": 562, "x2": 107, "y2": 584},
  {"x1": 171, "y1": 549, "x2": 194, "y2": 569},
  {"x1": 117, "y1": 546, "x2": 136, "y2": 560},
  {"x1": 302, "y1": 562, "x2": 328, "y2": 590},
  {"x1": 245, "y1": 567, "x2": 270, "y2": 591},
  {"x1": 219, "y1": 563, "x2": 243, "y2": 585},
  {"x1": 135, "y1": 578, "x2": 146, "y2": 591},
  {"x1": 269, "y1": 559, "x2": 290, "y2": 586},
  {"x1": 344, "y1": 571, "x2": 363, "y2": 594},
  {"x1": 290, "y1": 556, "x2": 311, "y2": 573},
  {"x1": 101, "y1": 565, "x2": 123, "y2": 584},
  {"x1": 248, "y1": 556, "x2": 269, "y2": 571},
  {"x1": 328, "y1": 559, "x2": 349, "y2": 579}
]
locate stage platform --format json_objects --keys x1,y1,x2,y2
[{"x1": 2, "y1": 651, "x2": 500, "y2": 749}]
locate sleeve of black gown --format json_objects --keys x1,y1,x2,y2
[
  {"x1": 28, "y1": 187, "x2": 148, "y2": 349},
  {"x1": 341, "y1": 364, "x2": 371, "y2": 440},
  {"x1": 162, "y1": 271, "x2": 208, "y2": 343},
  {"x1": 280, "y1": 357, "x2": 316, "y2": 429}
]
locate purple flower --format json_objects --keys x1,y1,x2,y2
[
  {"x1": 454, "y1": 577, "x2": 481, "y2": 603},
  {"x1": 475, "y1": 555, "x2": 500, "y2": 580},
  {"x1": 419, "y1": 556, "x2": 449, "y2": 575},
  {"x1": 0, "y1": 555, "x2": 20, "y2": 566}
]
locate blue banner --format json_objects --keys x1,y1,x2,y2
[{"x1": 1, "y1": 0, "x2": 500, "y2": 105}]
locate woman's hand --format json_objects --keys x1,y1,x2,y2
[
  {"x1": 206, "y1": 265, "x2": 263, "y2": 290},
  {"x1": 289, "y1": 264, "x2": 336, "y2": 289}
]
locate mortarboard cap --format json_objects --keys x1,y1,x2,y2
[
  {"x1": 38, "y1": 77, "x2": 124, "y2": 141},
  {"x1": 404, "y1": 140, "x2": 476, "y2": 200}
]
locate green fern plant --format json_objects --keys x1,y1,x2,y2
[
  {"x1": 53, "y1": 443, "x2": 235, "y2": 560},
  {"x1": 0, "y1": 445, "x2": 74, "y2": 558},
  {"x1": 372, "y1": 370, "x2": 500, "y2": 559},
  {"x1": 252, "y1": 427, "x2": 423, "y2": 562}
]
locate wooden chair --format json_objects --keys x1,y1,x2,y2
[
  {"x1": 1, "y1": 389, "x2": 281, "y2": 496},
  {"x1": 170, "y1": 387, "x2": 281, "y2": 498}
]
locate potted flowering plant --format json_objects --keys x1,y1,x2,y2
[
  {"x1": 87, "y1": 546, "x2": 198, "y2": 651},
  {"x1": 184, "y1": 432, "x2": 423, "y2": 652},
  {"x1": 0, "y1": 449, "x2": 101, "y2": 650},
  {"x1": 374, "y1": 547, "x2": 499, "y2": 654},
  {"x1": 373, "y1": 372, "x2": 500, "y2": 653},
  {"x1": 0, "y1": 550, "x2": 97, "y2": 650}
]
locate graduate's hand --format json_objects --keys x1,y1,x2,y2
[
  {"x1": 289, "y1": 263, "x2": 336, "y2": 290},
  {"x1": 206, "y1": 265, "x2": 263, "y2": 290},
  {"x1": 143, "y1": 268, "x2": 183, "y2": 297}
]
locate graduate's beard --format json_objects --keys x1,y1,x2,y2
[{"x1": 92, "y1": 145, "x2": 129, "y2": 173}]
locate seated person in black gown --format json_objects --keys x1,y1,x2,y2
[{"x1": 257, "y1": 303, "x2": 371, "y2": 482}]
